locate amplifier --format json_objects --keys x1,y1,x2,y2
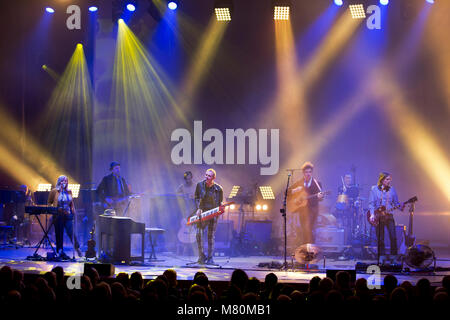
[
  {"x1": 244, "y1": 220, "x2": 272, "y2": 243},
  {"x1": 314, "y1": 227, "x2": 345, "y2": 246}
]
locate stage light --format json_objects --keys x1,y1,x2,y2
[
  {"x1": 228, "y1": 185, "x2": 240, "y2": 198},
  {"x1": 334, "y1": 0, "x2": 343, "y2": 6},
  {"x1": 37, "y1": 184, "x2": 52, "y2": 192},
  {"x1": 274, "y1": 6, "x2": 290, "y2": 21},
  {"x1": 118, "y1": 18, "x2": 124, "y2": 24},
  {"x1": 262, "y1": 204, "x2": 268, "y2": 211},
  {"x1": 45, "y1": 7, "x2": 55, "y2": 13},
  {"x1": 259, "y1": 186, "x2": 275, "y2": 200},
  {"x1": 256, "y1": 204, "x2": 262, "y2": 211},
  {"x1": 230, "y1": 204, "x2": 236, "y2": 210},
  {"x1": 215, "y1": 8, "x2": 232, "y2": 21},
  {"x1": 89, "y1": 6, "x2": 98, "y2": 12},
  {"x1": 68, "y1": 184, "x2": 81, "y2": 198},
  {"x1": 168, "y1": 1, "x2": 178, "y2": 10},
  {"x1": 426, "y1": 0, "x2": 434, "y2": 4},
  {"x1": 379, "y1": 0, "x2": 389, "y2": 5},
  {"x1": 349, "y1": 4, "x2": 366, "y2": 19},
  {"x1": 214, "y1": 0, "x2": 233, "y2": 21},
  {"x1": 126, "y1": 2, "x2": 136, "y2": 12}
]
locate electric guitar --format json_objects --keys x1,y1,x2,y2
[
  {"x1": 404, "y1": 198, "x2": 417, "y2": 247},
  {"x1": 186, "y1": 202, "x2": 234, "y2": 226},
  {"x1": 103, "y1": 193, "x2": 143, "y2": 210},
  {"x1": 287, "y1": 190, "x2": 331, "y2": 212},
  {"x1": 366, "y1": 196, "x2": 417, "y2": 227}
]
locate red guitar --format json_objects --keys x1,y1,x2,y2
[
  {"x1": 186, "y1": 202, "x2": 234, "y2": 226},
  {"x1": 366, "y1": 196, "x2": 417, "y2": 227}
]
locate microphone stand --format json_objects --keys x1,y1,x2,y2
[{"x1": 280, "y1": 170, "x2": 294, "y2": 270}]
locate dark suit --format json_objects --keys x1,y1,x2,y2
[
  {"x1": 288, "y1": 178, "x2": 323, "y2": 245},
  {"x1": 96, "y1": 173, "x2": 130, "y2": 215},
  {"x1": 96, "y1": 174, "x2": 130, "y2": 202},
  {"x1": 194, "y1": 180, "x2": 223, "y2": 260}
]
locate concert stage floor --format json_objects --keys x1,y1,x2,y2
[{"x1": 1, "y1": 246, "x2": 449, "y2": 287}]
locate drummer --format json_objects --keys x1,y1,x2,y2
[
  {"x1": 336, "y1": 173, "x2": 359, "y2": 245},
  {"x1": 338, "y1": 173, "x2": 358, "y2": 199}
]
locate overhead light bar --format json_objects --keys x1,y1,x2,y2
[
  {"x1": 37, "y1": 184, "x2": 52, "y2": 192},
  {"x1": 349, "y1": 4, "x2": 366, "y2": 19},
  {"x1": 228, "y1": 185, "x2": 240, "y2": 198},
  {"x1": 259, "y1": 186, "x2": 275, "y2": 200},
  {"x1": 68, "y1": 184, "x2": 81, "y2": 198},
  {"x1": 214, "y1": 0, "x2": 233, "y2": 21}
]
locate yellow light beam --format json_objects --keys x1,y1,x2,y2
[
  {"x1": 0, "y1": 143, "x2": 48, "y2": 187},
  {"x1": 301, "y1": 10, "x2": 361, "y2": 91},
  {"x1": 426, "y1": 2, "x2": 450, "y2": 112},
  {"x1": 40, "y1": 43, "x2": 93, "y2": 182},
  {"x1": 42, "y1": 64, "x2": 60, "y2": 81},
  {"x1": 0, "y1": 102, "x2": 71, "y2": 185},
  {"x1": 178, "y1": 16, "x2": 228, "y2": 109},
  {"x1": 372, "y1": 69, "x2": 450, "y2": 202}
]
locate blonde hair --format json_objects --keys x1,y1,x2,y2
[
  {"x1": 55, "y1": 175, "x2": 69, "y2": 191},
  {"x1": 206, "y1": 168, "x2": 216, "y2": 178}
]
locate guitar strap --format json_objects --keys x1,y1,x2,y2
[{"x1": 313, "y1": 179, "x2": 322, "y2": 192}]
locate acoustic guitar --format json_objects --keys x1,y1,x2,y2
[{"x1": 287, "y1": 190, "x2": 331, "y2": 212}]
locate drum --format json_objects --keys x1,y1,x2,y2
[
  {"x1": 335, "y1": 194, "x2": 348, "y2": 210},
  {"x1": 346, "y1": 186, "x2": 359, "y2": 199}
]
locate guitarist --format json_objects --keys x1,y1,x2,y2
[
  {"x1": 96, "y1": 161, "x2": 131, "y2": 216},
  {"x1": 368, "y1": 172, "x2": 404, "y2": 262},
  {"x1": 288, "y1": 162, "x2": 324, "y2": 245},
  {"x1": 194, "y1": 168, "x2": 223, "y2": 264}
]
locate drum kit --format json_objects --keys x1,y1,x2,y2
[{"x1": 332, "y1": 168, "x2": 373, "y2": 254}]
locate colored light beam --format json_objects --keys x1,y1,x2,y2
[
  {"x1": 0, "y1": 102, "x2": 66, "y2": 185},
  {"x1": 178, "y1": 16, "x2": 228, "y2": 110},
  {"x1": 111, "y1": 20, "x2": 186, "y2": 163},
  {"x1": 42, "y1": 64, "x2": 60, "y2": 81},
  {"x1": 300, "y1": 9, "x2": 362, "y2": 92},
  {"x1": 372, "y1": 70, "x2": 450, "y2": 202},
  {"x1": 273, "y1": 20, "x2": 308, "y2": 149},
  {"x1": 109, "y1": 19, "x2": 192, "y2": 203},
  {"x1": 40, "y1": 43, "x2": 93, "y2": 182},
  {"x1": 426, "y1": 0, "x2": 450, "y2": 111}
]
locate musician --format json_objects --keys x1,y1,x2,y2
[
  {"x1": 176, "y1": 171, "x2": 196, "y2": 198},
  {"x1": 336, "y1": 173, "x2": 358, "y2": 245},
  {"x1": 194, "y1": 169, "x2": 223, "y2": 264},
  {"x1": 368, "y1": 172, "x2": 403, "y2": 260},
  {"x1": 288, "y1": 162, "x2": 324, "y2": 245},
  {"x1": 96, "y1": 161, "x2": 130, "y2": 215},
  {"x1": 48, "y1": 175, "x2": 82, "y2": 258}
]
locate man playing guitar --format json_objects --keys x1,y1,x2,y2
[
  {"x1": 96, "y1": 161, "x2": 131, "y2": 216},
  {"x1": 288, "y1": 162, "x2": 324, "y2": 245},
  {"x1": 368, "y1": 172, "x2": 404, "y2": 262}
]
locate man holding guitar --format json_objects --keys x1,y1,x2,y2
[
  {"x1": 368, "y1": 172, "x2": 404, "y2": 262},
  {"x1": 288, "y1": 162, "x2": 325, "y2": 245},
  {"x1": 96, "y1": 161, "x2": 131, "y2": 216},
  {"x1": 193, "y1": 168, "x2": 223, "y2": 264}
]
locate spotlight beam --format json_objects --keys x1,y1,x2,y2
[{"x1": 178, "y1": 17, "x2": 228, "y2": 109}]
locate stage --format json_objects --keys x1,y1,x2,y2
[{"x1": 1, "y1": 245, "x2": 449, "y2": 287}]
